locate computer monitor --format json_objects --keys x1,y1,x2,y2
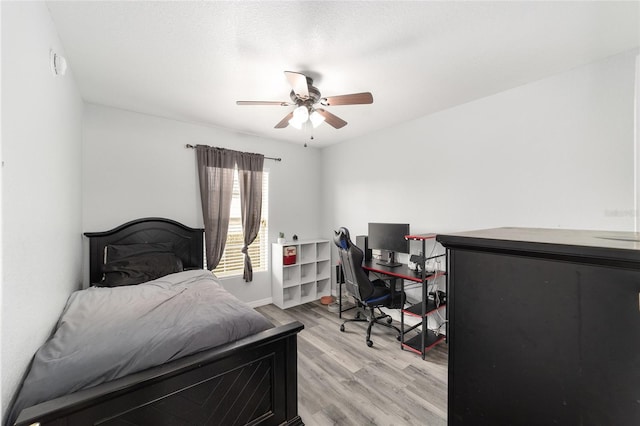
[{"x1": 368, "y1": 222, "x2": 410, "y2": 267}]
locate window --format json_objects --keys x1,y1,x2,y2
[{"x1": 213, "y1": 169, "x2": 269, "y2": 277}]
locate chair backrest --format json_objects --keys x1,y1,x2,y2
[{"x1": 333, "y1": 227, "x2": 374, "y2": 302}]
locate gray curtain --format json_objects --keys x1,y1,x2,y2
[
  {"x1": 237, "y1": 152, "x2": 264, "y2": 282},
  {"x1": 196, "y1": 145, "x2": 236, "y2": 270}
]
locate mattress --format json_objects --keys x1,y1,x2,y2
[{"x1": 7, "y1": 269, "x2": 273, "y2": 425}]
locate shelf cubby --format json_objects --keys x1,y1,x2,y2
[
  {"x1": 282, "y1": 286, "x2": 301, "y2": 309},
  {"x1": 316, "y1": 241, "x2": 331, "y2": 260},
  {"x1": 316, "y1": 260, "x2": 330, "y2": 280},
  {"x1": 282, "y1": 265, "x2": 300, "y2": 288},
  {"x1": 300, "y1": 263, "x2": 316, "y2": 283},
  {"x1": 316, "y1": 278, "x2": 330, "y2": 297},
  {"x1": 299, "y1": 243, "x2": 316, "y2": 264},
  {"x1": 300, "y1": 282, "x2": 316, "y2": 304}
]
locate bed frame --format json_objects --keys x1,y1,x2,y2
[{"x1": 15, "y1": 218, "x2": 304, "y2": 426}]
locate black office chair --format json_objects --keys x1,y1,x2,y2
[{"x1": 333, "y1": 227, "x2": 402, "y2": 347}]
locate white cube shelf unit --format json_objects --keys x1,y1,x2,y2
[{"x1": 272, "y1": 239, "x2": 331, "y2": 309}]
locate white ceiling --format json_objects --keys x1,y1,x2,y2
[{"x1": 46, "y1": 1, "x2": 640, "y2": 147}]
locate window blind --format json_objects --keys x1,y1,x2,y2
[{"x1": 213, "y1": 169, "x2": 269, "y2": 277}]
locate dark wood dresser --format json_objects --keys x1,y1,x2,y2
[{"x1": 437, "y1": 228, "x2": 640, "y2": 426}]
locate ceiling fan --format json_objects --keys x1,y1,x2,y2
[{"x1": 236, "y1": 71, "x2": 373, "y2": 130}]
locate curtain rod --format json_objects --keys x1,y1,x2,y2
[{"x1": 185, "y1": 144, "x2": 281, "y2": 162}]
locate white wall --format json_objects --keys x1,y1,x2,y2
[
  {"x1": 0, "y1": 0, "x2": 4, "y2": 416},
  {"x1": 321, "y1": 49, "x2": 638, "y2": 240},
  {"x1": 1, "y1": 1, "x2": 84, "y2": 419},
  {"x1": 82, "y1": 104, "x2": 322, "y2": 303},
  {"x1": 635, "y1": 54, "x2": 640, "y2": 232},
  {"x1": 0, "y1": 1, "x2": 4, "y2": 417}
]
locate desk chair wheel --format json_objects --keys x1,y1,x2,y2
[
  {"x1": 366, "y1": 339, "x2": 373, "y2": 347},
  {"x1": 386, "y1": 317, "x2": 393, "y2": 324},
  {"x1": 396, "y1": 334, "x2": 401, "y2": 341},
  {"x1": 340, "y1": 324, "x2": 345, "y2": 332}
]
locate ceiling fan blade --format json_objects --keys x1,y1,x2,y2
[
  {"x1": 322, "y1": 92, "x2": 373, "y2": 106},
  {"x1": 315, "y1": 108, "x2": 347, "y2": 129},
  {"x1": 284, "y1": 71, "x2": 309, "y2": 99},
  {"x1": 236, "y1": 101, "x2": 291, "y2": 106},
  {"x1": 274, "y1": 112, "x2": 294, "y2": 129}
]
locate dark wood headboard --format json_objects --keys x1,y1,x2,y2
[{"x1": 84, "y1": 217, "x2": 204, "y2": 284}]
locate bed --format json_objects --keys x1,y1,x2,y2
[{"x1": 10, "y1": 217, "x2": 304, "y2": 426}]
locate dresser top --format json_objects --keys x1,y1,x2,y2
[{"x1": 437, "y1": 227, "x2": 640, "y2": 264}]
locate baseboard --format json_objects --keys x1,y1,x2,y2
[{"x1": 247, "y1": 297, "x2": 273, "y2": 308}]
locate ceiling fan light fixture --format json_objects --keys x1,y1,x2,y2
[
  {"x1": 292, "y1": 105, "x2": 309, "y2": 122},
  {"x1": 238, "y1": 71, "x2": 373, "y2": 132},
  {"x1": 310, "y1": 110, "x2": 325, "y2": 128},
  {"x1": 288, "y1": 117, "x2": 303, "y2": 129}
]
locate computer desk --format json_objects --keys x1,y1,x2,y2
[
  {"x1": 337, "y1": 234, "x2": 448, "y2": 358},
  {"x1": 362, "y1": 260, "x2": 426, "y2": 283},
  {"x1": 368, "y1": 260, "x2": 448, "y2": 356}
]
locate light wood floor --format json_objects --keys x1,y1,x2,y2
[{"x1": 256, "y1": 302, "x2": 448, "y2": 426}]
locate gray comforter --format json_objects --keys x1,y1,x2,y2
[{"x1": 8, "y1": 269, "x2": 273, "y2": 425}]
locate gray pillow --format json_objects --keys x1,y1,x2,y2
[
  {"x1": 105, "y1": 242, "x2": 174, "y2": 263},
  {"x1": 99, "y1": 253, "x2": 184, "y2": 287}
]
